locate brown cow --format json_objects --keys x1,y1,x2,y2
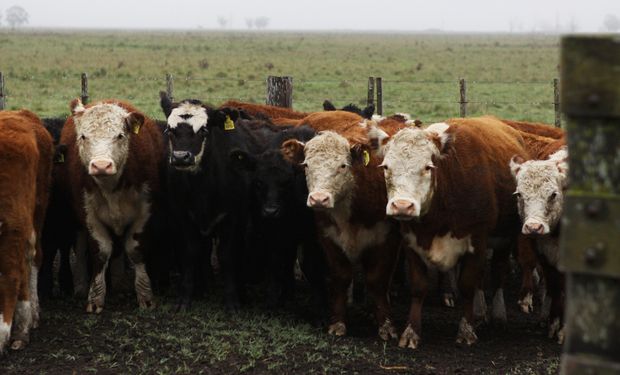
[
  {"x1": 0, "y1": 110, "x2": 53, "y2": 352},
  {"x1": 60, "y1": 99, "x2": 163, "y2": 313},
  {"x1": 282, "y1": 120, "x2": 401, "y2": 340},
  {"x1": 220, "y1": 100, "x2": 310, "y2": 120},
  {"x1": 382, "y1": 117, "x2": 529, "y2": 348}
]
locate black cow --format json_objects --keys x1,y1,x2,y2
[
  {"x1": 230, "y1": 125, "x2": 327, "y2": 308},
  {"x1": 160, "y1": 92, "x2": 268, "y2": 311},
  {"x1": 322, "y1": 100, "x2": 375, "y2": 119}
]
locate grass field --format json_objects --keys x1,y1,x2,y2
[{"x1": 0, "y1": 30, "x2": 559, "y2": 123}]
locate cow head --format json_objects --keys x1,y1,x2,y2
[
  {"x1": 381, "y1": 124, "x2": 450, "y2": 220},
  {"x1": 70, "y1": 99, "x2": 142, "y2": 182},
  {"x1": 160, "y1": 92, "x2": 239, "y2": 172},
  {"x1": 282, "y1": 131, "x2": 366, "y2": 210},
  {"x1": 510, "y1": 149, "x2": 568, "y2": 235}
]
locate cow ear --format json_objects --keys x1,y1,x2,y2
[
  {"x1": 362, "y1": 104, "x2": 375, "y2": 119},
  {"x1": 206, "y1": 109, "x2": 232, "y2": 130},
  {"x1": 220, "y1": 107, "x2": 240, "y2": 122},
  {"x1": 70, "y1": 98, "x2": 85, "y2": 115},
  {"x1": 281, "y1": 139, "x2": 305, "y2": 167},
  {"x1": 125, "y1": 112, "x2": 145, "y2": 135},
  {"x1": 426, "y1": 127, "x2": 451, "y2": 153},
  {"x1": 159, "y1": 91, "x2": 173, "y2": 118},
  {"x1": 230, "y1": 149, "x2": 256, "y2": 171},
  {"x1": 510, "y1": 155, "x2": 526, "y2": 177},
  {"x1": 350, "y1": 143, "x2": 371, "y2": 167},
  {"x1": 323, "y1": 100, "x2": 336, "y2": 111}
]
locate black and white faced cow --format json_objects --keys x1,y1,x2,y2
[
  {"x1": 61, "y1": 99, "x2": 163, "y2": 313},
  {"x1": 160, "y1": 92, "x2": 262, "y2": 311},
  {"x1": 510, "y1": 147, "x2": 568, "y2": 343}
]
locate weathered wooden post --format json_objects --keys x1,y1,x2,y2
[
  {"x1": 559, "y1": 35, "x2": 620, "y2": 375},
  {"x1": 166, "y1": 73, "x2": 174, "y2": 102},
  {"x1": 459, "y1": 78, "x2": 468, "y2": 117},
  {"x1": 266, "y1": 76, "x2": 293, "y2": 108},
  {"x1": 367, "y1": 77, "x2": 375, "y2": 108},
  {"x1": 554, "y1": 78, "x2": 561, "y2": 128},
  {"x1": 0, "y1": 72, "x2": 6, "y2": 110},
  {"x1": 376, "y1": 77, "x2": 383, "y2": 116},
  {"x1": 81, "y1": 73, "x2": 89, "y2": 105}
]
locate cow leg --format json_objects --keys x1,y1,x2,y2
[
  {"x1": 38, "y1": 242, "x2": 56, "y2": 300},
  {"x1": 217, "y1": 225, "x2": 246, "y2": 312},
  {"x1": 322, "y1": 241, "x2": 352, "y2": 336},
  {"x1": 456, "y1": 239, "x2": 486, "y2": 346},
  {"x1": 58, "y1": 244, "x2": 74, "y2": 296},
  {"x1": 0, "y1": 255, "x2": 21, "y2": 353},
  {"x1": 299, "y1": 239, "x2": 328, "y2": 317},
  {"x1": 11, "y1": 230, "x2": 37, "y2": 350},
  {"x1": 176, "y1": 228, "x2": 202, "y2": 312},
  {"x1": 543, "y1": 262, "x2": 565, "y2": 344},
  {"x1": 85, "y1": 224, "x2": 113, "y2": 314},
  {"x1": 490, "y1": 243, "x2": 510, "y2": 323},
  {"x1": 517, "y1": 234, "x2": 538, "y2": 314},
  {"x1": 72, "y1": 231, "x2": 90, "y2": 298},
  {"x1": 125, "y1": 227, "x2": 154, "y2": 310},
  {"x1": 362, "y1": 244, "x2": 398, "y2": 341},
  {"x1": 400, "y1": 250, "x2": 428, "y2": 349},
  {"x1": 439, "y1": 268, "x2": 457, "y2": 308}
]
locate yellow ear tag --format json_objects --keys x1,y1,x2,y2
[
  {"x1": 363, "y1": 150, "x2": 370, "y2": 167},
  {"x1": 133, "y1": 123, "x2": 141, "y2": 135},
  {"x1": 224, "y1": 115, "x2": 235, "y2": 131}
]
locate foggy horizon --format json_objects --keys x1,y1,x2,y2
[{"x1": 0, "y1": 0, "x2": 618, "y2": 33}]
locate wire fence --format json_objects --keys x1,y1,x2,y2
[{"x1": 0, "y1": 72, "x2": 561, "y2": 126}]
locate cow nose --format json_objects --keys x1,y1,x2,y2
[
  {"x1": 308, "y1": 192, "x2": 331, "y2": 208},
  {"x1": 171, "y1": 151, "x2": 194, "y2": 166},
  {"x1": 523, "y1": 222, "x2": 544, "y2": 235},
  {"x1": 89, "y1": 159, "x2": 115, "y2": 176},
  {"x1": 389, "y1": 199, "x2": 417, "y2": 218},
  {"x1": 262, "y1": 206, "x2": 281, "y2": 218}
]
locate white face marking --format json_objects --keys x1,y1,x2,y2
[
  {"x1": 383, "y1": 127, "x2": 445, "y2": 217},
  {"x1": 168, "y1": 103, "x2": 208, "y2": 133},
  {"x1": 324, "y1": 221, "x2": 391, "y2": 261},
  {"x1": 74, "y1": 103, "x2": 132, "y2": 178},
  {"x1": 511, "y1": 148, "x2": 568, "y2": 235},
  {"x1": 303, "y1": 131, "x2": 354, "y2": 209},
  {"x1": 405, "y1": 231, "x2": 473, "y2": 271}
]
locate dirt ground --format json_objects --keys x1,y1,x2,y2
[{"x1": 1, "y1": 269, "x2": 560, "y2": 375}]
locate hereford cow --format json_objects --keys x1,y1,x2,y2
[
  {"x1": 510, "y1": 143, "x2": 567, "y2": 343},
  {"x1": 381, "y1": 117, "x2": 529, "y2": 348},
  {"x1": 0, "y1": 110, "x2": 53, "y2": 352},
  {"x1": 282, "y1": 124, "x2": 401, "y2": 340},
  {"x1": 322, "y1": 100, "x2": 375, "y2": 119},
  {"x1": 60, "y1": 99, "x2": 163, "y2": 313}
]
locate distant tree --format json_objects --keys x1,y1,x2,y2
[
  {"x1": 603, "y1": 14, "x2": 620, "y2": 32},
  {"x1": 217, "y1": 16, "x2": 228, "y2": 29},
  {"x1": 6, "y1": 5, "x2": 29, "y2": 29},
  {"x1": 245, "y1": 18, "x2": 254, "y2": 29},
  {"x1": 254, "y1": 17, "x2": 270, "y2": 30}
]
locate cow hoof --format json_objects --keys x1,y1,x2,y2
[
  {"x1": 398, "y1": 325, "x2": 420, "y2": 349},
  {"x1": 10, "y1": 340, "x2": 27, "y2": 351},
  {"x1": 138, "y1": 297, "x2": 155, "y2": 310},
  {"x1": 86, "y1": 302, "x2": 104, "y2": 314},
  {"x1": 443, "y1": 293, "x2": 455, "y2": 308},
  {"x1": 327, "y1": 322, "x2": 346, "y2": 336},
  {"x1": 456, "y1": 317, "x2": 478, "y2": 346},
  {"x1": 518, "y1": 293, "x2": 534, "y2": 314},
  {"x1": 378, "y1": 319, "x2": 397, "y2": 341}
]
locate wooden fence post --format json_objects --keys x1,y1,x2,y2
[
  {"x1": 559, "y1": 35, "x2": 620, "y2": 375},
  {"x1": 367, "y1": 77, "x2": 375, "y2": 108},
  {"x1": 266, "y1": 76, "x2": 293, "y2": 108},
  {"x1": 376, "y1": 77, "x2": 383, "y2": 116},
  {"x1": 0, "y1": 72, "x2": 5, "y2": 110},
  {"x1": 166, "y1": 73, "x2": 174, "y2": 102},
  {"x1": 553, "y1": 78, "x2": 561, "y2": 128},
  {"x1": 459, "y1": 78, "x2": 467, "y2": 117},
  {"x1": 81, "y1": 73, "x2": 89, "y2": 105}
]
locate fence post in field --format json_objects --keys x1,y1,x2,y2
[
  {"x1": 81, "y1": 73, "x2": 89, "y2": 105},
  {"x1": 459, "y1": 78, "x2": 468, "y2": 117},
  {"x1": 266, "y1": 76, "x2": 293, "y2": 108},
  {"x1": 376, "y1": 77, "x2": 383, "y2": 116},
  {"x1": 553, "y1": 78, "x2": 561, "y2": 128},
  {"x1": 367, "y1": 77, "x2": 375, "y2": 108},
  {"x1": 166, "y1": 73, "x2": 174, "y2": 102},
  {"x1": 0, "y1": 72, "x2": 5, "y2": 110},
  {"x1": 559, "y1": 35, "x2": 620, "y2": 375}
]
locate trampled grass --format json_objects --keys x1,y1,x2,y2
[{"x1": 0, "y1": 30, "x2": 559, "y2": 123}]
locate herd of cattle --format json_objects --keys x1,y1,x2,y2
[{"x1": 0, "y1": 94, "x2": 567, "y2": 353}]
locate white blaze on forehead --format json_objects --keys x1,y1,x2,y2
[{"x1": 168, "y1": 103, "x2": 208, "y2": 133}]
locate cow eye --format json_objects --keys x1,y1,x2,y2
[
  {"x1": 549, "y1": 192, "x2": 558, "y2": 201},
  {"x1": 425, "y1": 164, "x2": 435, "y2": 171},
  {"x1": 340, "y1": 164, "x2": 347, "y2": 169},
  {"x1": 198, "y1": 127, "x2": 208, "y2": 135},
  {"x1": 117, "y1": 133, "x2": 125, "y2": 140},
  {"x1": 513, "y1": 191, "x2": 521, "y2": 198},
  {"x1": 79, "y1": 134, "x2": 87, "y2": 141},
  {"x1": 380, "y1": 164, "x2": 388, "y2": 171}
]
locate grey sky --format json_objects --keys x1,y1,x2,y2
[{"x1": 2, "y1": 0, "x2": 619, "y2": 32}]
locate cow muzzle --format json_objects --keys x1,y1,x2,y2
[
  {"x1": 307, "y1": 191, "x2": 334, "y2": 209},
  {"x1": 262, "y1": 205, "x2": 282, "y2": 218},
  {"x1": 89, "y1": 159, "x2": 116, "y2": 176},
  {"x1": 170, "y1": 151, "x2": 195, "y2": 167},
  {"x1": 522, "y1": 220, "x2": 548, "y2": 235},
  {"x1": 387, "y1": 198, "x2": 418, "y2": 220}
]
